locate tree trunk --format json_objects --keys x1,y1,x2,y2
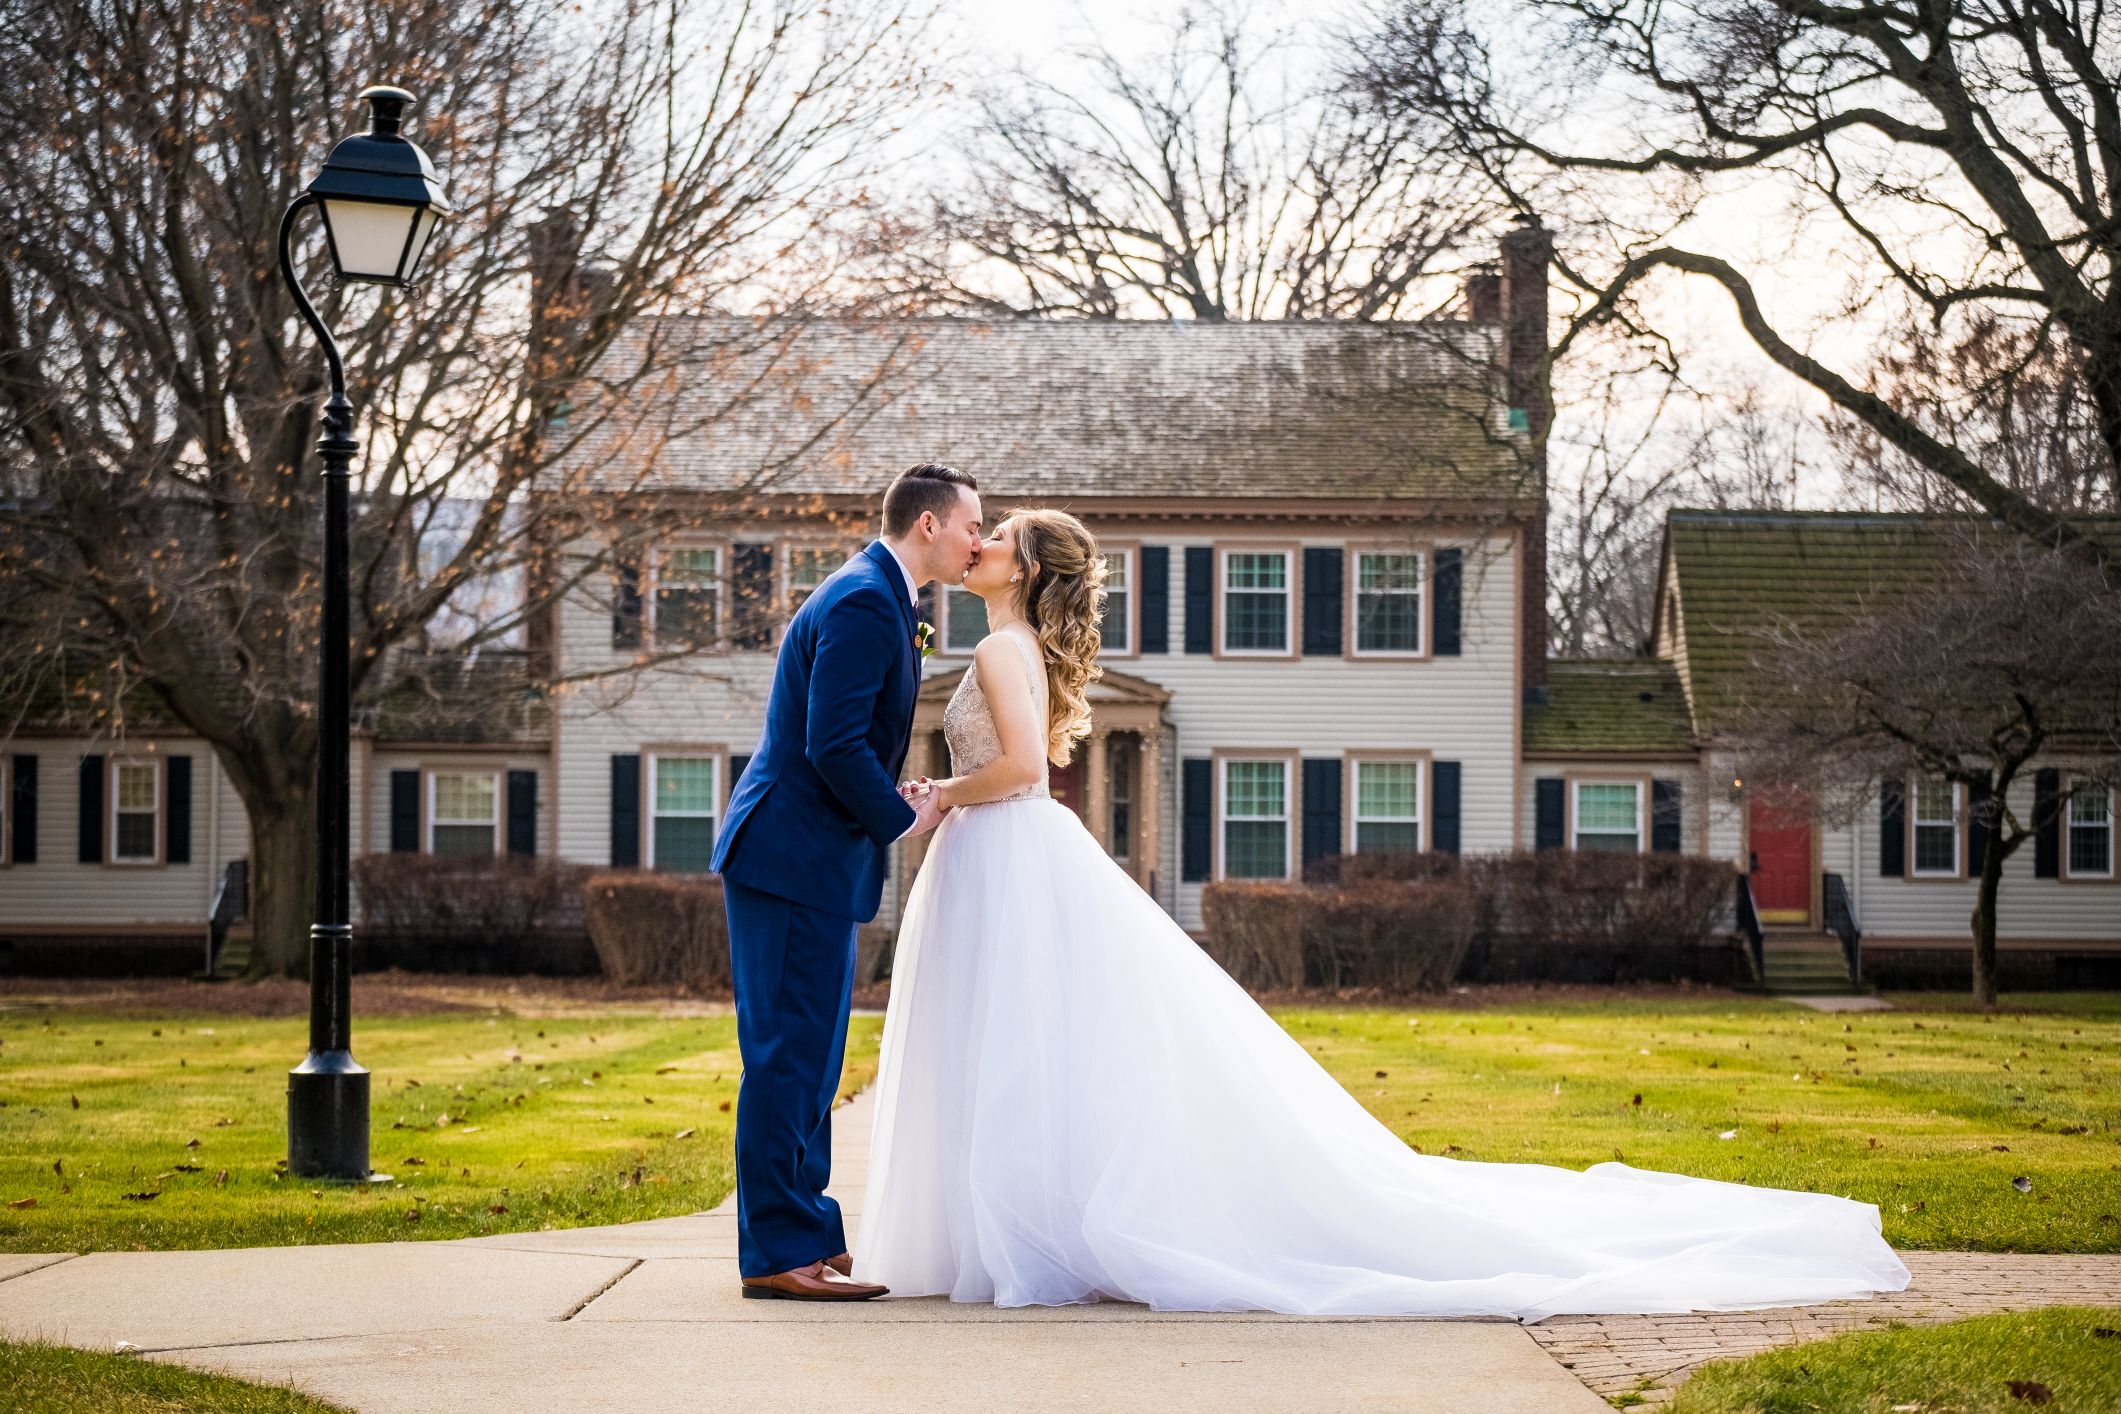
[
  {"x1": 1968, "y1": 838, "x2": 2005, "y2": 1013},
  {"x1": 245, "y1": 787, "x2": 320, "y2": 981}
]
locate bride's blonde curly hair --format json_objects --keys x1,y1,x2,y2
[{"x1": 1006, "y1": 508, "x2": 1104, "y2": 766}]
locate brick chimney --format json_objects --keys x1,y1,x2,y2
[{"x1": 1498, "y1": 213, "x2": 1553, "y2": 704}]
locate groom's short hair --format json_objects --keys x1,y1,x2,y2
[{"x1": 882, "y1": 462, "x2": 978, "y2": 537}]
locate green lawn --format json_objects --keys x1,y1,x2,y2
[
  {"x1": 1665, "y1": 1306, "x2": 2121, "y2": 1413},
  {"x1": 0, "y1": 1009, "x2": 881, "y2": 1253},
  {"x1": 1276, "y1": 993, "x2": 2121, "y2": 1254},
  {"x1": 3, "y1": 991, "x2": 2117, "y2": 1257},
  {"x1": 0, "y1": 1338, "x2": 349, "y2": 1413}
]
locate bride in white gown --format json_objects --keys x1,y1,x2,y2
[{"x1": 854, "y1": 509, "x2": 1910, "y2": 1320}]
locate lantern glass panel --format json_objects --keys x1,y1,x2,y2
[{"x1": 321, "y1": 198, "x2": 420, "y2": 281}]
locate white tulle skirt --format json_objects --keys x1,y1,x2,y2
[{"x1": 854, "y1": 798, "x2": 1911, "y2": 1319}]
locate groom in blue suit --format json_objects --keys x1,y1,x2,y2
[{"x1": 711, "y1": 463, "x2": 983, "y2": 1300}]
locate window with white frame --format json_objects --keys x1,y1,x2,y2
[
  {"x1": 1354, "y1": 760, "x2": 1423, "y2": 853},
  {"x1": 1100, "y1": 550, "x2": 1131, "y2": 653},
  {"x1": 429, "y1": 772, "x2": 499, "y2": 857},
  {"x1": 2068, "y1": 782, "x2": 2113, "y2": 878},
  {"x1": 655, "y1": 546, "x2": 721, "y2": 646},
  {"x1": 1354, "y1": 552, "x2": 1423, "y2": 654},
  {"x1": 941, "y1": 583, "x2": 987, "y2": 652},
  {"x1": 786, "y1": 547, "x2": 839, "y2": 615},
  {"x1": 110, "y1": 758, "x2": 159, "y2": 863},
  {"x1": 650, "y1": 755, "x2": 718, "y2": 873},
  {"x1": 1573, "y1": 781, "x2": 1642, "y2": 853},
  {"x1": 1222, "y1": 550, "x2": 1290, "y2": 653},
  {"x1": 1912, "y1": 778, "x2": 1961, "y2": 876},
  {"x1": 1221, "y1": 759, "x2": 1290, "y2": 879}
]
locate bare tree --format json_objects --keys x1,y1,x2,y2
[
  {"x1": 1353, "y1": 0, "x2": 2121, "y2": 567},
  {"x1": 0, "y1": 0, "x2": 933, "y2": 974},
  {"x1": 1734, "y1": 529, "x2": 2121, "y2": 1009},
  {"x1": 875, "y1": 4, "x2": 1504, "y2": 320}
]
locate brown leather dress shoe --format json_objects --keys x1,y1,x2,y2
[
  {"x1": 824, "y1": 1251, "x2": 854, "y2": 1278},
  {"x1": 740, "y1": 1260, "x2": 888, "y2": 1301}
]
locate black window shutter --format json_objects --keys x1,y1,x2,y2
[
  {"x1": 1302, "y1": 548, "x2": 1343, "y2": 656},
  {"x1": 1301, "y1": 758, "x2": 1341, "y2": 866},
  {"x1": 730, "y1": 543, "x2": 776, "y2": 651},
  {"x1": 166, "y1": 755, "x2": 192, "y2": 864},
  {"x1": 1650, "y1": 778, "x2": 1682, "y2": 854},
  {"x1": 1432, "y1": 761, "x2": 1461, "y2": 855},
  {"x1": 1183, "y1": 547, "x2": 1213, "y2": 655},
  {"x1": 729, "y1": 754, "x2": 752, "y2": 792},
  {"x1": 10, "y1": 754, "x2": 36, "y2": 863},
  {"x1": 1138, "y1": 547, "x2": 1170, "y2": 653},
  {"x1": 507, "y1": 770, "x2": 537, "y2": 857},
  {"x1": 1533, "y1": 776, "x2": 1564, "y2": 851},
  {"x1": 1879, "y1": 778, "x2": 1906, "y2": 877},
  {"x1": 77, "y1": 754, "x2": 104, "y2": 864},
  {"x1": 2033, "y1": 768, "x2": 2061, "y2": 879},
  {"x1": 389, "y1": 770, "x2": 420, "y2": 853},
  {"x1": 610, "y1": 754, "x2": 642, "y2": 868},
  {"x1": 1968, "y1": 772, "x2": 1992, "y2": 876},
  {"x1": 1433, "y1": 547, "x2": 1462, "y2": 657},
  {"x1": 917, "y1": 582, "x2": 939, "y2": 636},
  {"x1": 1181, "y1": 757, "x2": 1212, "y2": 881},
  {"x1": 612, "y1": 559, "x2": 643, "y2": 649}
]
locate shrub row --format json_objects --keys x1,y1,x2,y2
[
  {"x1": 1204, "y1": 850, "x2": 1738, "y2": 992},
  {"x1": 352, "y1": 855, "x2": 598, "y2": 974}
]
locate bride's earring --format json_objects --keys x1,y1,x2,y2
[{"x1": 1010, "y1": 573, "x2": 1021, "y2": 583}]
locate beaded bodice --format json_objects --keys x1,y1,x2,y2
[{"x1": 941, "y1": 627, "x2": 1050, "y2": 802}]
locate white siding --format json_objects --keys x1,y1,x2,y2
[{"x1": 0, "y1": 738, "x2": 246, "y2": 930}]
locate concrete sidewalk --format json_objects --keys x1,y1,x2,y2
[{"x1": 0, "y1": 1091, "x2": 1605, "y2": 1413}]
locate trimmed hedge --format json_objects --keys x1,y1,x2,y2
[
  {"x1": 582, "y1": 872, "x2": 730, "y2": 988},
  {"x1": 1208, "y1": 850, "x2": 1740, "y2": 991},
  {"x1": 351, "y1": 854, "x2": 597, "y2": 974}
]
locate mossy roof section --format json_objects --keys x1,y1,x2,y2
[
  {"x1": 1662, "y1": 510, "x2": 2121, "y2": 735},
  {"x1": 1524, "y1": 658, "x2": 1695, "y2": 755}
]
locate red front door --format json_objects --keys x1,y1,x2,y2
[
  {"x1": 1747, "y1": 787, "x2": 1813, "y2": 924},
  {"x1": 1050, "y1": 757, "x2": 1085, "y2": 820}
]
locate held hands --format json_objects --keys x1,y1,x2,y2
[{"x1": 899, "y1": 775, "x2": 946, "y2": 838}]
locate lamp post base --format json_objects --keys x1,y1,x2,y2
[{"x1": 288, "y1": 1051, "x2": 371, "y2": 1180}]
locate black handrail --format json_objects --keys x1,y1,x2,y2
[
  {"x1": 1823, "y1": 872, "x2": 1862, "y2": 988},
  {"x1": 1734, "y1": 873, "x2": 1766, "y2": 987},
  {"x1": 206, "y1": 859, "x2": 250, "y2": 976}
]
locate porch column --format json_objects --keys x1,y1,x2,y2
[
  {"x1": 1139, "y1": 727, "x2": 1163, "y2": 903},
  {"x1": 1085, "y1": 729, "x2": 1110, "y2": 851}
]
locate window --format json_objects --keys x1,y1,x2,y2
[
  {"x1": 941, "y1": 583, "x2": 987, "y2": 652},
  {"x1": 1354, "y1": 760, "x2": 1423, "y2": 853},
  {"x1": 1221, "y1": 759, "x2": 1290, "y2": 879},
  {"x1": 1912, "y1": 778, "x2": 1960, "y2": 876},
  {"x1": 1222, "y1": 550, "x2": 1291, "y2": 654},
  {"x1": 1573, "y1": 781, "x2": 1642, "y2": 853},
  {"x1": 1100, "y1": 550, "x2": 1131, "y2": 653},
  {"x1": 429, "y1": 772, "x2": 499, "y2": 857},
  {"x1": 2067, "y1": 782, "x2": 2113, "y2": 879},
  {"x1": 110, "y1": 758, "x2": 159, "y2": 863},
  {"x1": 1354, "y1": 552, "x2": 1423, "y2": 654},
  {"x1": 650, "y1": 755, "x2": 718, "y2": 873},
  {"x1": 1109, "y1": 739, "x2": 1134, "y2": 860},
  {"x1": 655, "y1": 546, "x2": 720, "y2": 646},
  {"x1": 786, "y1": 547, "x2": 839, "y2": 614}
]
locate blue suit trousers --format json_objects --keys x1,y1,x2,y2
[{"x1": 724, "y1": 878, "x2": 859, "y2": 1277}]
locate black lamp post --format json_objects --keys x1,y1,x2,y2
[{"x1": 280, "y1": 85, "x2": 450, "y2": 1181}]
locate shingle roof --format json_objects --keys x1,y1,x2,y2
[
  {"x1": 562, "y1": 317, "x2": 1531, "y2": 503},
  {"x1": 1662, "y1": 510, "x2": 2121, "y2": 736},
  {"x1": 1524, "y1": 658, "x2": 1695, "y2": 755}
]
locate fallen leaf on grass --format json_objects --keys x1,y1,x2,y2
[
  {"x1": 51, "y1": 1160, "x2": 61, "y2": 1176},
  {"x1": 674, "y1": 1128, "x2": 696, "y2": 1140},
  {"x1": 6, "y1": 1197, "x2": 35, "y2": 1210},
  {"x1": 184, "y1": 1138, "x2": 200, "y2": 1149},
  {"x1": 2008, "y1": 1380, "x2": 2054, "y2": 1404},
  {"x1": 120, "y1": 1191, "x2": 160, "y2": 1201},
  {"x1": 70, "y1": 1095, "x2": 80, "y2": 1110},
  {"x1": 1718, "y1": 1130, "x2": 1738, "y2": 1141},
  {"x1": 656, "y1": 1066, "x2": 679, "y2": 1075},
  {"x1": 2012, "y1": 1176, "x2": 2033, "y2": 1192},
  {"x1": 403, "y1": 1208, "x2": 421, "y2": 1223},
  {"x1": 488, "y1": 1204, "x2": 508, "y2": 1215},
  {"x1": 460, "y1": 1126, "x2": 480, "y2": 1134},
  {"x1": 2092, "y1": 1327, "x2": 2117, "y2": 1339},
  {"x1": 172, "y1": 1164, "x2": 202, "y2": 1174},
  {"x1": 1631, "y1": 1093, "x2": 1642, "y2": 1106},
  {"x1": 718, "y1": 1101, "x2": 732, "y2": 1113},
  {"x1": 114, "y1": 1341, "x2": 141, "y2": 1354},
  {"x1": 401, "y1": 1157, "x2": 426, "y2": 1166},
  {"x1": 213, "y1": 1171, "x2": 228, "y2": 1186}
]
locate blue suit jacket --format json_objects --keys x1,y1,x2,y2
[{"x1": 711, "y1": 540, "x2": 921, "y2": 922}]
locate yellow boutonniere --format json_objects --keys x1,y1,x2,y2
[{"x1": 915, "y1": 620, "x2": 937, "y2": 658}]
